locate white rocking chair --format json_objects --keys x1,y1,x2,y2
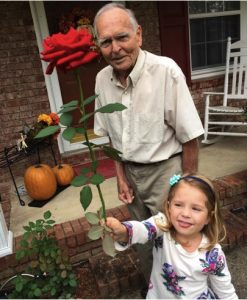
[{"x1": 202, "y1": 37, "x2": 247, "y2": 144}]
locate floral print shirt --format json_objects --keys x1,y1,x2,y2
[{"x1": 115, "y1": 213, "x2": 238, "y2": 300}]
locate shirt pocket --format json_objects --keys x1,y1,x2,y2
[{"x1": 134, "y1": 113, "x2": 163, "y2": 144}]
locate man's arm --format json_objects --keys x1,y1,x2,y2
[
  {"x1": 182, "y1": 138, "x2": 199, "y2": 173},
  {"x1": 114, "y1": 161, "x2": 134, "y2": 204},
  {"x1": 109, "y1": 139, "x2": 134, "y2": 204}
]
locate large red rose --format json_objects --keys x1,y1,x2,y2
[{"x1": 41, "y1": 27, "x2": 99, "y2": 74}]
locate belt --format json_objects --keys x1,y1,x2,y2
[{"x1": 123, "y1": 152, "x2": 182, "y2": 167}]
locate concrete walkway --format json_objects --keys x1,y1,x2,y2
[{"x1": 10, "y1": 136, "x2": 247, "y2": 237}]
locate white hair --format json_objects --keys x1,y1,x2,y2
[{"x1": 93, "y1": 3, "x2": 139, "y2": 38}]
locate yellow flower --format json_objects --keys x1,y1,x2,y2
[{"x1": 37, "y1": 114, "x2": 52, "y2": 125}]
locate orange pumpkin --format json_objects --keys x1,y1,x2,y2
[
  {"x1": 52, "y1": 164, "x2": 75, "y2": 186},
  {"x1": 24, "y1": 164, "x2": 57, "y2": 200}
]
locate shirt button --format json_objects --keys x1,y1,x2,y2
[{"x1": 124, "y1": 91, "x2": 127, "y2": 95}]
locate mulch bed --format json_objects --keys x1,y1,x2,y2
[
  {"x1": 74, "y1": 261, "x2": 101, "y2": 299},
  {"x1": 74, "y1": 249, "x2": 144, "y2": 299}
]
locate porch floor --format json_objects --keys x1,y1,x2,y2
[{"x1": 9, "y1": 135, "x2": 247, "y2": 237}]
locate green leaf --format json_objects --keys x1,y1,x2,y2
[
  {"x1": 60, "y1": 112, "x2": 73, "y2": 126},
  {"x1": 103, "y1": 146, "x2": 122, "y2": 161},
  {"x1": 34, "y1": 288, "x2": 42, "y2": 297},
  {"x1": 96, "y1": 103, "x2": 127, "y2": 114},
  {"x1": 85, "y1": 212, "x2": 100, "y2": 225},
  {"x1": 69, "y1": 278, "x2": 77, "y2": 287},
  {"x1": 79, "y1": 112, "x2": 94, "y2": 123},
  {"x1": 80, "y1": 167, "x2": 91, "y2": 175},
  {"x1": 61, "y1": 100, "x2": 78, "y2": 108},
  {"x1": 44, "y1": 210, "x2": 51, "y2": 219},
  {"x1": 36, "y1": 219, "x2": 44, "y2": 225},
  {"x1": 58, "y1": 106, "x2": 77, "y2": 113},
  {"x1": 51, "y1": 287, "x2": 57, "y2": 296},
  {"x1": 23, "y1": 231, "x2": 31, "y2": 240},
  {"x1": 104, "y1": 225, "x2": 113, "y2": 233},
  {"x1": 23, "y1": 225, "x2": 31, "y2": 232},
  {"x1": 90, "y1": 173, "x2": 105, "y2": 185},
  {"x1": 62, "y1": 127, "x2": 76, "y2": 141},
  {"x1": 71, "y1": 175, "x2": 88, "y2": 187},
  {"x1": 16, "y1": 249, "x2": 26, "y2": 260},
  {"x1": 88, "y1": 225, "x2": 104, "y2": 240},
  {"x1": 29, "y1": 221, "x2": 35, "y2": 227},
  {"x1": 83, "y1": 94, "x2": 98, "y2": 106},
  {"x1": 61, "y1": 270, "x2": 67, "y2": 278},
  {"x1": 34, "y1": 125, "x2": 60, "y2": 139},
  {"x1": 102, "y1": 232, "x2": 116, "y2": 257},
  {"x1": 76, "y1": 127, "x2": 86, "y2": 135},
  {"x1": 80, "y1": 186, "x2": 92, "y2": 211},
  {"x1": 16, "y1": 281, "x2": 23, "y2": 292},
  {"x1": 46, "y1": 220, "x2": 56, "y2": 224},
  {"x1": 20, "y1": 239, "x2": 29, "y2": 248}
]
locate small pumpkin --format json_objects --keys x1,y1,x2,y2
[
  {"x1": 24, "y1": 164, "x2": 57, "y2": 200},
  {"x1": 52, "y1": 164, "x2": 75, "y2": 186}
]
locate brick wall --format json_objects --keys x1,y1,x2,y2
[{"x1": 0, "y1": 1, "x2": 53, "y2": 224}]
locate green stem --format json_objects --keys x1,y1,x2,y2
[{"x1": 75, "y1": 69, "x2": 107, "y2": 221}]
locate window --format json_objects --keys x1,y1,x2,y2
[{"x1": 189, "y1": 1, "x2": 240, "y2": 73}]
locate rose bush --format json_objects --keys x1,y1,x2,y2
[{"x1": 37, "y1": 27, "x2": 126, "y2": 257}]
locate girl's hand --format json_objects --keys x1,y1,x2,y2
[{"x1": 106, "y1": 217, "x2": 128, "y2": 243}]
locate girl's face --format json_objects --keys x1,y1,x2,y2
[{"x1": 169, "y1": 182, "x2": 210, "y2": 240}]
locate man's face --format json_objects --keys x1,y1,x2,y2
[{"x1": 96, "y1": 8, "x2": 142, "y2": 75}]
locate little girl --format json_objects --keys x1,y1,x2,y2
[{"x1": 106, "y1": 174, "x2": 238, "y2": 299}]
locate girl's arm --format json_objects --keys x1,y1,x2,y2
[
  {"x1": 106, "y1": 217, "x2": 129, "y2": 243},
  {"x1": 106, "y1": 212, "x2": 166, "y2": 249},
  {"x1": 208, "y1": 246, "x2": 238, "y2": 300}
]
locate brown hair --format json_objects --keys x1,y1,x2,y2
[{"x1": 156, "y1": 173, "x2": 226, "y2": 251}]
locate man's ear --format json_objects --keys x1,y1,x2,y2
[{"x1": 136, "y1": 25, "x2": 142, "y2": 47}]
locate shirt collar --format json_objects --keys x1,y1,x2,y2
[
  {"x1": 110, "y1": 49, "x2": 145, "y2": 87},
  {"x1": 129, "y1": 49, "x2": 145, "y2": 87}
]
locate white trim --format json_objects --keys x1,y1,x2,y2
[
  {"x1": 29, "y1": 1, "x2": 108, "y2": 154},
  {"x1": 0, "y1": 205, "x2": 13, "y2": 258},
  {"x1": 192, "y1": 66, "x2": 226, "y2": 80},
  {"x1": 62, "y1": 135, "x2": 109, "y2": 152},
  {"x1": 189, "y1": 10, "x2": 240, "y2": 19},
  {"x1": 241, "y1": 1, "x2": 247, "y2": 40}
]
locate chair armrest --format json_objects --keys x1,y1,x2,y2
[{"x1": 203, "y1": 92, "x2": 224, "y2": 96}]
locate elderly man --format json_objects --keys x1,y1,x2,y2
[{"x1": 93, "y1": 2, "x2": 204, "y2": 289}]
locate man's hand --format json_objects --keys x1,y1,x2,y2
[
  {"x1": 117, "y1": 179, "x2": 134, "y2": 204},
  {"x1": 114, "y1": 159, "x2": 134, "y2": 204}
]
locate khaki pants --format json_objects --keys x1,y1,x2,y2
[{"x1": 124, "y1": 155, "x2": 182, "y2": 283}]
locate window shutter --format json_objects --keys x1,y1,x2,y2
[{"x1": 158, "y1": 1, "x2": 191, "y2": 85}]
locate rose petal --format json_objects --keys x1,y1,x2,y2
[
  {"x1": 41, "y1": 49, "x2": 67, "y2": 61},
  {"x1": 56, "y1": 51, "x2": 85, "y2": 66},
  {"x1": 66, "y1": 51, "x2": 99, "y2": 70}
]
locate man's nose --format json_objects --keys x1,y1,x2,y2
[{"x1": 111, "y1": 40, "x2": 121, "y2": 53}]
